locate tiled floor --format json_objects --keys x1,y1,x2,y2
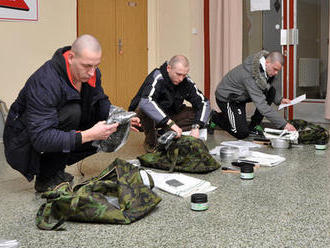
[{"x1": 0, "y1": 130, "x2": 329, "y2": 248}]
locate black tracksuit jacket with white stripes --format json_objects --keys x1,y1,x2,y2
[{"x1": 129, "y1": 62, "x2": 210, "y2": 127}]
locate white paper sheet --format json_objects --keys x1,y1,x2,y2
[
  {"x1": 221, "y1": 140, "x2": 262, "y2": 149},
  {"x1": 250, "y1": 0, "x2": 270, "y2": 12},
  {"x1": 146, "y1": 170, "x2": 217, "y2": 198},
  {"x1": 242, "y1": 151, "x2": 286, "y2": 166},
  {"x1": 278, "y1": 94, "x2": 306, "y2": 110}
]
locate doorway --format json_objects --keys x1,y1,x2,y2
[
  {"x1": 77, "y1": 0, "x2": 148, "y2": 110},
  {"x1": 243, "y1": 0, "x2": 329, "y2": 123},
  {"x1": 286, "y1": 0, "x2": 329, "y2": 123}
]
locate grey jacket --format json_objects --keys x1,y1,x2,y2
[{"x1": 215, "y1": 51, "x2": 286, "y2": 129}]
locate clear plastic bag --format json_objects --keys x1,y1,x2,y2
[
  {"x1": 157, "y1": 131, "x2": 177, "y2": 150},
  {"x1": 93, "y1": 105, "x2": 136, "y2": 152}
]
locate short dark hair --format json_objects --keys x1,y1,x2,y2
[
  {"x1": 168, "y1": 55, "x2": 189, "y2": 68},
  {"x1": 266, "y1": 51, "x2": 284, "y2": 65},
  {"x1": 71, "y1": 34, "x2": 102, "y2": 57}
]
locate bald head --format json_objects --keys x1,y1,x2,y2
[
  {"x1": 168, "y1": 55, "x2": 190, "y2": 68},
  {"x1": 167, "y1": 55, "x2": 190, "y2": 85},
  {"x1": 266, "y1": 51, "x2": 284, "y2": 66},
  {"x1": 68, "y1": 34, "x2": 102, "y2": 83},
  {"x1": 71, "y1": 34, "x2": 102, "y2": 57}
]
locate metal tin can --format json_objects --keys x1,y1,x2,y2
[
  {"x1": 240, "y1": 163, "x2": 254, "y2": 180},
  {"x1": 191, "y1": 193, "x2": 208, "y2": 211}
]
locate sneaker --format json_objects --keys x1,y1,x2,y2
[
  {"x1": 34, "y1": 174, "x2": 65, "y2": 193},
  {"x1": 249, "y1": 125, "x2": 264, "y2": 137},
  {"x1": 207, "y1": 121, "x2": 216, "y2": 135}
]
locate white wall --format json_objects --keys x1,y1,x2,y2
[
  {"x1": 148, "y1": 0, "x2": 204, "y2": 91},
  {"x1": 0, "y1": 0, "x2": 76, "y2": 106},
  {"x1": 1, "y1": 0, "x2": 204, "y2": 106}
]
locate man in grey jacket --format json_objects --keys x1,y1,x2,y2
[{"x1": 212, "y1": 50, "x2": 296, "y2": 139}]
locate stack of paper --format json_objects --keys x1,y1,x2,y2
[
  {"x1": 146, "y1": 170, "x2": 217, "y2": 198},
  {"x1": 242, "y1": 151, "x2": 286, "y2": 166},
  {"x1": 221, "y1": 140, "x2": 262, "y2": 149}
]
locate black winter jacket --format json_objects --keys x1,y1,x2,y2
[
  {"x1": 129, "y1": 62, "x2": 210, "y2": 127},
  {"x1": 3, "y1": 46, "x2": 110, "y2": 181}
]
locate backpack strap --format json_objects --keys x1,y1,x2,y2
[
  {"x1": 36, "y1": 202, "x2": 66, "y2": 231},
  {"x1": 168, "y1": 147, "x2": 179, "y2": 172}
]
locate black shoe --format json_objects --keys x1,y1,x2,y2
[
  {"x1": 206, "y1": 110, "x2": 218, "y2": 135},
  {"x1": 207, "y1": 121, "x2": 216, "y2": 135},
  {"x1": 34, "y1": 174, "x2": 65, "y2": 193},
  {"x1": 249, "y1": 125, "x2": 264, "y2": 137},
  {"x1": 57, "y1": 170, "x2": 74, "y2": 182}
]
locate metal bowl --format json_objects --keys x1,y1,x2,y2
[
  {"x1": 271, "y1": 138, "x2": 291, "y2": 149},
  {"x1": 220, "y1": 146, "x2": 239, "y2": 161}
]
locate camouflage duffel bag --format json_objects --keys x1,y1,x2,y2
[
  {"x1": 288, "y1": 119, "x2": 329, "y2": 144},
  {"x1": 36, "y1": 158, "x2": 162, "y2": 231},
  {"x1": 138, "y1": 136, "x2": 221, "y2": 173}
]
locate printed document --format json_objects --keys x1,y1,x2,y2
[
  {"x1": 278, "y1": 94, "x2": 306, "y2": 110},
  {"x1": 146, "y1": 170, "x2": 217, "y2": 198}
]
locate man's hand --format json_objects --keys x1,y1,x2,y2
[
  {"x1": 81, "y1": 121, "x2": 119, "y2": 144},
  {"x1": 130, "y1": 117, "x2": 141, "y2": 132},
  {"x1": 190, "y1": 128, "x2": 199, "y2": 139},
  {"x1": 171, "y1": 124, "x2": 182, "y2": 138},
  {"x1": 281, "y1": 98, "x2": 291, "y2": 104},
  {"x1": 284, "y1": 122, "x2": 296, "y2": 131}
]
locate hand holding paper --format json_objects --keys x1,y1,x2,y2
[{"x1": 278, "y1": 94, "x2": 306, "y2": 110}]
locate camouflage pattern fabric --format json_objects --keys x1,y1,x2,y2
[
  {"x1": 288, "y1": 119, "x2": 329, "y2": 144},
  {"x1": 138, "y1": 136, "x2": 221, "y2": 173},
  {"x1": 36, "y1": 158, "x2": 162, "y2": 231}
]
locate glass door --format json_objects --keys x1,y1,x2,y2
[
  {"x1": 243, "y1": 0, "x2": 330, "y2": 123},
  {"x1": 283, "y1": 0, "x2": 329, "y2": 122}
]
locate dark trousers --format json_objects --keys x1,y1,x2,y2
[
  {"x1": 213, "y1": 87, "x2": 276, "y2": 139},
  {"x1": 38, "y1": 103, "x2": 97, "y2": 178},
  {"x1": 214, "y1": 99, "x2": 249, "y2": 139},
  {"x1": 137, "y1": 106, "x2": 196, "y2": 146}
]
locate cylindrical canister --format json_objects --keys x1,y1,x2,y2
[
  {"x1": 191, "y1": 193, "x2": 208, "y2": 211},
  {"x1": 240, "y1": 163, "x2": 254, "y2": 180}
]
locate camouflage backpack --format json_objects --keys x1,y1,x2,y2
[
  {"x1": 36, "y1": 158, "x2": 162, "y2": 231},
  {"x1": 138, "y1": 136, "x2": 221, "y2": 173},
  {"x1": 288, "y1": 119, "x2": 329, "y2": 144}
]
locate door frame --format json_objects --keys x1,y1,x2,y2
[{"x1": 282, "y1": 0, "x2": 328, "y2": 121}]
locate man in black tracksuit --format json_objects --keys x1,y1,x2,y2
[{"x1": 129, "y1": 55, "x2": 210, "y2": 152}]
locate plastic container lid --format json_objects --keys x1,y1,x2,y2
[
  {"x1": 240, "y1": 163, "x2": 254, "y2": 173},
  {"x1": 191, "y1": 193, "x2": 208, "y2": 203}
]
